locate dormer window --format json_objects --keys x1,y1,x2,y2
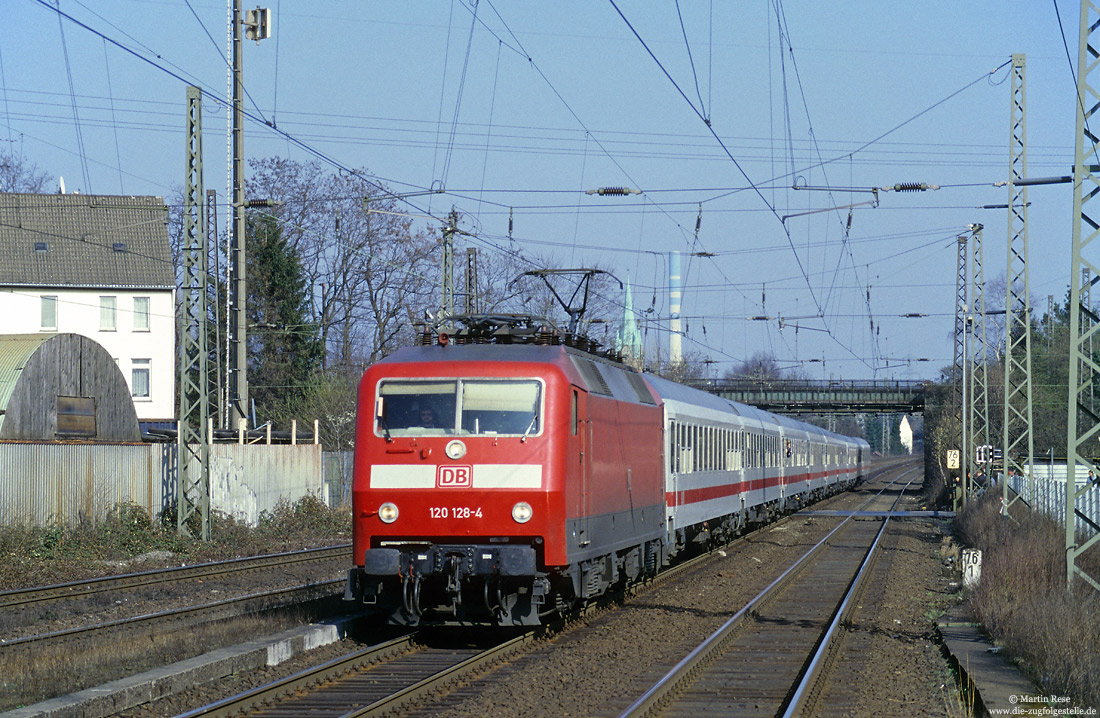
[
  {"x1": 112, "y1": 242, "x2": 126, "y2": 252},
  {"x1": 34, "y1": 242, "x2": 48, "y2": 252}
]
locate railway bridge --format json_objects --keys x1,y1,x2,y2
[{"x1": 692, "y1": 378, "x2": 929, "y2": 415}]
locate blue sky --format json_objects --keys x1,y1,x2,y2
[{"x1": 1, "y1": 1, "x2": 1086, "y2": 380}]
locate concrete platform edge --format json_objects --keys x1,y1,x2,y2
[
  {"x1": 0, "y1": 615, "x2": 365, "y2": 718},
  {"x1": 936, "y1": 603, "x2": 1038, "y2": 716}
]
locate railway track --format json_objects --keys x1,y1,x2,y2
[
  {"x1": 2, "y1": 545, "x2": 356, "y2": 713},
  {"x1": 0, "y1": 578, "x2": 344, "y2": 654},
  {"x1": 165, "y1": 463, "x2": 911, "y2": 718},
  {"x1": 0, "y1": 544, "x2": 351, "y2": 611},
  {"x1": 175, "y1": 632, "x2": 533, "y2": 718},
  {"x1": 166, "y1": 534, "x2": 755, "y2": 718},
  {"x1": 618, "y1": 464, "x2": 920, "y2": 717}
]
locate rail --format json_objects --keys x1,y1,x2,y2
[
  {"x1": 0, "y1": 544, "x2": 351, "y2": 610},
  {"x1": 618, "y1": 464, "x2": 919, "y2": 717},
  {"x1": 1, "y1": 579, "x2": 344, "y2": 652}
]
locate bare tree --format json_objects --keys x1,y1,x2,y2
[
  {"x1": 246, "y1": 158, "x2": 440, "y2": 369},
  {"x1": 725, "y1": 351, "x2": 788, "y2": 381},
  {"x1": 0, "y1": 149, "x2": 50, "y2": 193},
  {"x1": 650, "y1": 350, "x2": 713, "y2": 383}
]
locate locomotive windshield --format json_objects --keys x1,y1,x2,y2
[{"x1": 377, "y1": 379, "x2": 542, "y2": 437}]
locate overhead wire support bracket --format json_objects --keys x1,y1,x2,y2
[
  {"x1": 781, "y1": 196, "x2": 878, "y2": 224},
  {"x1": 791, "y1": 184, "x2": 878, "y2": 193}
]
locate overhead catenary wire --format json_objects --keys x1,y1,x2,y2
[
  {"x1": 438, "y1": 0, "x2": 480, "y2": 189},
  {"x1": 609, "y1": 1, "x2": 884, "y2": 370},
  {"x1": 26, "y1": 2, "x2": 965, "y2": 375},
  {"x1": 675, "y1": 0, "x2": 708, "y2": 123},
  {"x1": 0, "y1": 43, "x2": 11, "y2": 146},
  {"x1": 56, "y1": 0, "x2": 92, "y2": 192},
  {"x1": 182, "y1": 0, "x2": 271, "y2": 125},
  {"x1": 24, "y1": 2, "x2": 646, "y2": 346},
  {"x1": 102, "y1": 38, "x2": 125, "y2": 194}
]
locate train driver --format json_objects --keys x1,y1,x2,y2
[{"x1": 418, "y1": 406, "x2": 438, "y2": 428}]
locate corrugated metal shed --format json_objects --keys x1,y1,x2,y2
[
  {"x1": 0, "y1": 334, "x2": 46, "y2": 429},
  {"x1": 0, "y1": 443, "x2": 324, "y2": 527},
  {"x1": 0, "y1": 193, "x2": 173, "y2": 288}
]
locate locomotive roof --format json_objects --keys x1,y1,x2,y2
[
  {"x1": 378, "y1": 343, "x2": 570, "y2": 365},
  {"x1": 375, "y1": 343, "x2": 659, "y2": 407}
]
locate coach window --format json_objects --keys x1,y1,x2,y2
[
  {"x1": 674, "y1": 422, "x2": 681, "y2": 473},
  {"x1": 674, "y1": 423, "x2": 683, "y2": 474},
  {"x1": 571, "y1": 390, "x2": 578, "y2": 436}
]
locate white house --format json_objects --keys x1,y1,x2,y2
[{"x1": 0, "y1": 193, "x2": 176, "y2": 423}]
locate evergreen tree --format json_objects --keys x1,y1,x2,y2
[{"x1": 246, "y1": 212, "x2": 323, "y2": 421}]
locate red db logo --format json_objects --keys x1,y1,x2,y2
[{"x1": 437, "y1": 465, "x2": 472, "y2": 488}]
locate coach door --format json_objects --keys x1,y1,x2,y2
[{"x1": 667, "y1": 419, "x2": 678, "y2": 529}]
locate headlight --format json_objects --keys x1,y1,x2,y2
[
  {"x1": 445, "y1": 440, "x2": 467, "y2": 460},
  {"x1": 511, "y1": 501, "x2": 533, "y2": 524},
  {"x1": 378, "y1": 502, "x2": 399, "y2": 523}
]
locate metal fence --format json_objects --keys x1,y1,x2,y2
[
  {"x1": 1006, "y1": 463, "x2": 1100, "y2": 537},
  {"x1": 322, "y1": 450, "x2": 354, "y2": 508},
  {"x1": 0, "y1": 441, "x2": 323, "y2": 527}
]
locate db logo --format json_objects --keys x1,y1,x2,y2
[{"x1": 437, "y1": 465, "x2": 472, "y2": 488}]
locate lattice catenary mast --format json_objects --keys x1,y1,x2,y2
[
  {"x1": 178, "y1": 86, "x2": 211, "y2": 540},
  {"x1": 1066, "y1": 4, "x2": 1100, "y2": 593}
]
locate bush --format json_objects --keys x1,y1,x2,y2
[
  {"x1": 0, "y1": 495, "x2": 350, "y2": 591},
  {"x1": 958, "y1": 493, "x2": 1100, "y2": 707},
  {"x1": 257, "y1": 493, "x2": 350, "y2": 545}
]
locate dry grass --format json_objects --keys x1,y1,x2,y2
[
  {"x1": 0, "y1": 607, "x2": 324, "y2": 711},
  {"x1": 957, "y1": 492, "x2": 1100, "y2": 708},
  {"x1": 0, "y1": 495, "x2": 352, "y2": 711},
  {"x1": 0, "y1": 494, "x2": 351, "y2": 591}
]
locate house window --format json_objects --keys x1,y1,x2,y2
[
  {"x1": 133, "y1": 297, "x2": 150, "y2": 331},
  {"x1": 132, "y1": 359, "x2": 150, "y2": 398},
  {"x1": 41, "y1": 295, "x2": 57, "y2": 330},
  {"x1": 100, "y1": 296, "x2": 117, "y2": 331}
]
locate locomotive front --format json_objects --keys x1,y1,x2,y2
[{"x1": 345, "y1": 345, "x2": 569, "y2": 626}]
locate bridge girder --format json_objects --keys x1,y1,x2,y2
[{"x1": 695, "y1": 379, "x2": 927, "y2": 416}]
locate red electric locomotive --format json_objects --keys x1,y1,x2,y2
[{"x1": 345, "y1": 317, "x2": 666, "y2": 626}]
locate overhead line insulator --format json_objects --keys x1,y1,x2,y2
[{"x1": 888, "y1": 182, "x2": 939, "y2": 192}]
